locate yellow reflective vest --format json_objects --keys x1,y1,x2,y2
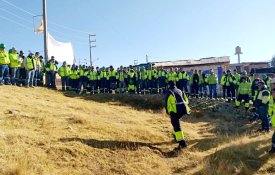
[
  {"x1": 0, "y1": 50, "x2": 10, "y2": 65},
  {"x1": 268, "y1": 98, "x2": 275, "y2": 128},
  {"x1": 58, "y1": 66, "x2": 71, "y2": 77}
]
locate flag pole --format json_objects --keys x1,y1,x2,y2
[{"x1": 43, "y1": 0, "x2": 48, "y2": 63}]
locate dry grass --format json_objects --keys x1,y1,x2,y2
[{"x1": 0, "y1": 86, "x2": 274, "y2": 175}]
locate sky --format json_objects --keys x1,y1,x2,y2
[{"x1": 0, "y1": 0, "x2": 275, "y2": 68}]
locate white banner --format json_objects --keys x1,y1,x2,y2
[{"x1": 47, "y1": 33, "x2": 75, "y2": 65}]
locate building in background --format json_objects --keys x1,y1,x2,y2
[{"x1": 229, "y1": 62, "x2": 270, "y2": 73}]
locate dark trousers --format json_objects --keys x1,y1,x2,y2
[
  {"x1": 236, "y1": 94, "x2": 250, "y2": 109},
  {"x1": 61, "y1": 76, "x2": 69, "y2": 91},
  {"x1": 100, "y1": 78, "x2": 107, "y2": 93},
  {"x1": 170, "y1": 112, "x2": 185, "y2": 146},
  {"x1": 158, "y1": 77, "x2": 166, "y2": 94},
  {"x1": 90, "y1": 80, "x2": 97, "y2": 94},
  {"x1": 78, "y1": 76, "x2": 88, "y2": 93},
  {"x1": 72, "y1": 79, "x2": 78, "y2": 92},
  {"x1": 222, "y1": 85, "x2": 227, "y2": 98},
  {"x1": 226, "y1": 84, "x2": 235, "y2": 100},
  {"x1": 109, "y1": 77, "x2": 117, "y2": 92},
  {"x1": 257, "y1": 106, "x2": 270, "y2": 131},
  {"x1": 48, "y1": 71, "x2": 56, "y2": 88},
  {"x1": 192, "y1": 83, "x2": 199, "y2": 97}
]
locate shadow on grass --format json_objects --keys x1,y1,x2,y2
[
  {"x1": 64, "y1": 92, "x2": 165, "y2": 112},
  {"x1": 59, "y1": 137, "x2": 184, "y2": 158},
  {"x1": 193, "y1": 140, "x2": 272, "y2": 175}
]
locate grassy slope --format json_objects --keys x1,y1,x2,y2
[{"x1": 0, "y1": 86, "x2": 274, "y2": 175}]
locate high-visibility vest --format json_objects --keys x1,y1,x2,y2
[
  {"x1": 58, "y1": 66, "x2": 71, "y2": 77},
  {"x1": 166, "y1": 89, "x2": 190, "y2": 114},
  {"x1": 70, "y1": 70, "x2": 79, "y2": 79},
  {"x1": 26, "y1": 57, "x2": 36, "y2": 70},
  {"x1": 0, "y1": 51, "x2": 10, "y2": 65},
  {"x1": 167, "y1": 72, "x2": 177, "y2": 82},
  {"x1": 139, "y1": 70, "x2": 147, "y2": 80},
  {"x1": 268, "y1": 98, "x2": 275, "y2": 128},
  {"x1": 88, "y1": 70, "x2": 98, "y2": 80},
  {"x1": 158, "y1": 70, "x2": 166, "y2": 77},
  {"x1": 238, "y1": 82, "x2": 251, "y2": 95},
  {"x1": 9, "y1": 53, "x2": 20, "y2": 68},
  {"x1": 254, "y1": 89, "x2": 270, "y2": 105},
  {"x1": 207, "y1": 74, "x2": 218, "y2": 85},
  {"x1": 100, "y1": 71, "x2": 107, "y2": 79},
  {"x1": 147, "y1": 70, "x2": 153, "y2": 80}
]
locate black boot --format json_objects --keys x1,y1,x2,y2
[{"x1": 177, "y1": 140, "x2": 187, "y2": 150}]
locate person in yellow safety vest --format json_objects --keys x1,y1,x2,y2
[
  {"x1": 268, "y1": 88, "x2": 275, "y2": 154},
  {"x1": 206, "y1": 69, "x2": 218, "y2": 99},
  {"x1": 177, "y1": 67, "x2": 185, "y2": 92},
  {"x1": 146, "y1": 64, "x2": 154, "y2": 94},
  {"x1": 139, "y1": 66, "x2": 147, "y2": 94},
  {"x1": 45, "y1": 56, "x2": 58, "y2": 89},
  {"x1": 134, "y1": 66, "x2": 140, "y2": 93},
  {"x1": 251, "y1": 74, "x2": 261, "y2": 101},
  {"x1": 165, "y1": 81, "x2": 191, "y2": 150},
  {"x1": 262, "y1": 74, "x2": 271, "y2": 91},
  {"x1": 77, "y1": 65, "x2": 89, "y2": 95},
  {"x1": 0, "y1": 43, "x2": 11, "y2": 85},
  {"x1": 224, "y1": 69, "x2": 236, "y2": 102},
  {"x1": 127, "y1": 69, "x2": 136, "y2": 94},
  {"x1": 38, "y1": 56, "x2": 45, "y2": 86},
  {"x1": 23, "y1": 52, "x2": 36, "y2": 88},
  {"x1": 233, "y1": 69, "x2": 241, "y2": 96},
  {"x1": 166, "y1": 67, "x2": 177, "y2": 82},
  {"x1": 152, "y1": 67, "x2": 159, "y2": 94},
  {"x1": 58, "y1": 61, "x2": 71, "y2": 91},
  {"x1": 9, "y1": 47, "x2": 22, "y2": 85},
  {"x1": 18, "y1": 50, "x2": 26, "y2": 86},
  {"x1": 157, "y1": 66, "x2": 167, "y2": 94},
  {"x1": 108, "y1": 65, "x2": 117, "y2": 94},
  {"x1": 198, "y1": 70, "x2": 205, "y2": 98},
  {"x1": 253, "y1": 80, "x2": 271, "y2": 132},
  {"x1": 69, "y1": 64, "x2": 79, "y2": 92},
  {"x1": 88, "y1": 66, "x2": 98, "y2": 94},
  {"x1": 235, "y1": 76, "x2": 251, "y2": 111},
  {"x1": 99, "y1": 67, "x2": 107, "y2": 93},
  {"x1": 116, "y1": 66, "x2": 128, "y2": 94},
  {"x1": 33, "y1": 52, "x2": 42, "y2": 87},
  {"x1": 220, "y1": 71, "x2": 226, "y2": 98}
]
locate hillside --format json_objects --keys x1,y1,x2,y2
[{"x1": 0, "y1": 86, "x2": 274, "y2": 175}]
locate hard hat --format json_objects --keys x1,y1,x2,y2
[
  {"x1": 226, "y1": 69, "x2": 231, "y2": 73},
  {"x1": 0, "y1": 43, "x2": 6, "y2": 49}
]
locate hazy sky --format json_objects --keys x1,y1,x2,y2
[{"x1": 0, "y1": 0, "x2": 274, "y2": 67}]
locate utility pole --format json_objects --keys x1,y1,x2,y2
[
  {"x1": 43, "y1": 0, "x2": 48, "y2": 62},
  {"x1": 146, "y1": 55, "x2": 148, "y2": 63},
  {"x1": 89, "y1": 34, "x2": 96, "y2": 66}
]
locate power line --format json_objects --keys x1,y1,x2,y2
[
  {"x1": 0, "y1": 4, "x2": 88, "y2": 42},
  {"x1": 0, "y1": 7, "x2": 32, "y2": 24},
  {"x1": 0, "y1": 15, "x2": 33, "y2": 30},
  {"x1": 1, "y1": 0, "x2": 91, "y2": 35},
  {"x1": 1, "y1": 0, "x2": 36, "y2": 16},
  {"x1": 48, "y1": 21, "x2": 90, "y2": 35}
]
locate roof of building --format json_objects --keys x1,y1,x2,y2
[
  {"x1": 152, "y1": 56, "x2": 230, "y2": 67},
  {"x1": 230, "y1": 61, "x2": 270, "y2": 66}
]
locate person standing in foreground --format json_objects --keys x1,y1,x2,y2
[{"x1": 165, "y1": 81, "x2": 191, "y2": 150}]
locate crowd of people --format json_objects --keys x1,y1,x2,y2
[{"x1": 0, "y1": 43, "x2": 275, "y2": 153}]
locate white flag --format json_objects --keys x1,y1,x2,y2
[{"x1": 35, "y1": 19, "x2": 44, "y2": 33}]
